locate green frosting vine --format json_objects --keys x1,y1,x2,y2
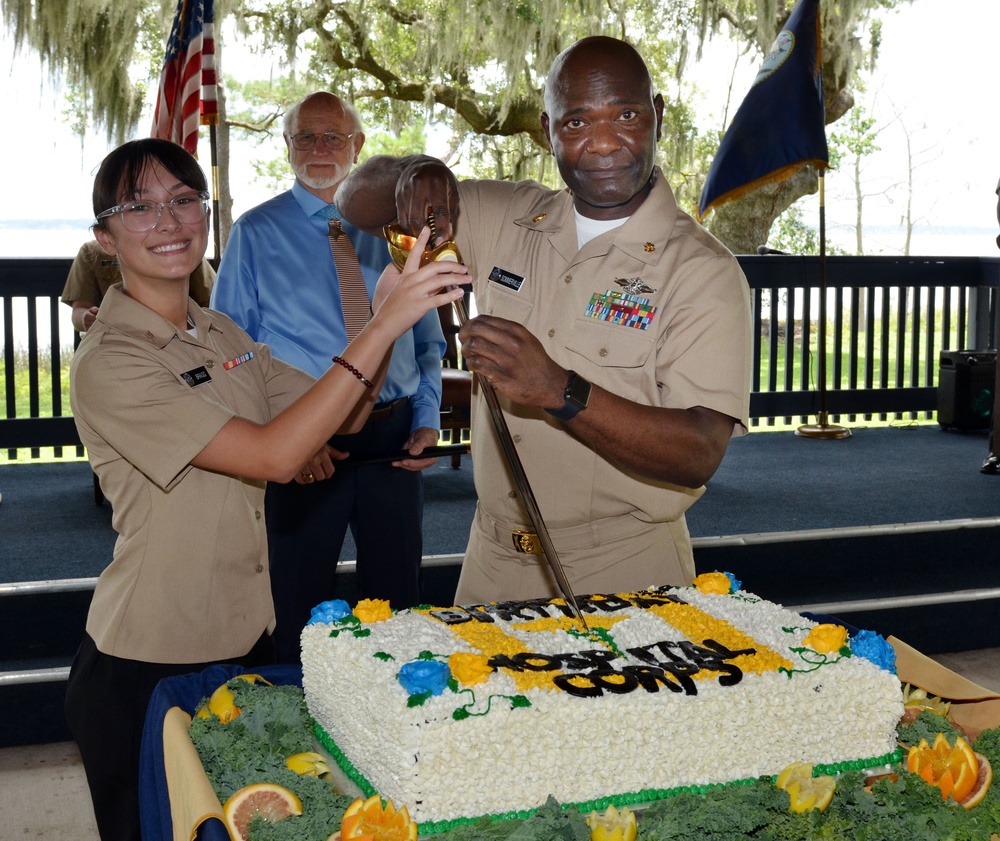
[{"x1": 452, "y1": 688, "x2": 532, "y2": 721}]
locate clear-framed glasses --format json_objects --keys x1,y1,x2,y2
[
  {"x1": 96, "y1": 191, "x2": 211, "y2": 232},
  {"x1": 289, "y1": 131, "x2": 357, "y2": 151}
]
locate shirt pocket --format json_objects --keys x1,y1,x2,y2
[
  {"x1": 482, "y1": 281, "x2": 534, "y2": 324},
  {"x1": 566, "y1": 315, "x2": 655, "y2": 370}
]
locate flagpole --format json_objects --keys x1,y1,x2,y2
[
  {"x1": 209, "y1": 121, "x2": 221, "y2": 269},
  {"x1": 797, "y1": 171, "x2": 851, "y2": 439}
]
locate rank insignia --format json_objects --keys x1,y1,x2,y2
[
  {"x1": 615, "y1": 277, "x2": 655, "y2": 295},
  {"x1": 586, "y1": 290, "x2": 657, "y2": 330}
]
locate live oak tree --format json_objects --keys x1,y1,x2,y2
[{"x1": 2, "y1": 0, "x2": 909, "y2": 253}]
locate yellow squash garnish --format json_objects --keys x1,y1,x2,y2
[
  {"x1": 586, "y1": 804, "x2": 637, "y2": 841},
  {"x1": 286, "y1": 751, "x2": 331, "y2": 777},
  {"x1": 194, "y1": 674, "x2": 272, "y2": 723},
  {"x1": 775, "y1": 761, "x2": 836, "y2": 813}
]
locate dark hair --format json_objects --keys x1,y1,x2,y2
[{"x1": 92, "y1": 139, "x2": 208, "y2": 229}]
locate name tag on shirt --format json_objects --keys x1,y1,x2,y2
[
  {"x1": 180, "y1": 366, "x2": 212, "y2": 387},
  {"x1": 488, "y1": 266, "x2": 524, "y2": 292}
]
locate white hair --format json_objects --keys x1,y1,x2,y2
[{"x1": 283, "y1": 93, "x2": 363, "y2": 135}]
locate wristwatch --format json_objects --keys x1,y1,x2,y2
[{"x1": 545, "y1": 370, "x2": 592, "y2": 421}]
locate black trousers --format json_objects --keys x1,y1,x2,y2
[
  {"x1": 64, "y1": 631, "x2": 274, "y2": 841},
  {"x1": 266, "y1": 399, "x2": 424, "y2": 663}
]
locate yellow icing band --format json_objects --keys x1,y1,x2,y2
[
  {"x1": 644, "y1": 600, "x2": 794, "y2": 676},
  {"x1": 417, "y1": 607, "x2": 556, "y2": 692}
]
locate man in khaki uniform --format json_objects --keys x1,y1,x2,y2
[
  {"x1": 339, "y1": 36, "x2": 751, "y2": 602},
  {"x1": 62, "y1": 239, "x2": 215, "y2": 332}
]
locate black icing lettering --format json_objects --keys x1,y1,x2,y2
[
  {"x1": 522, "y1": 598, "x2": 559, "y2": 618},
  {"x1": 510, "y1": 652, "x2": 561, "y2": 671},
  {"x1": 587, "y1": 595, "x2": 634, "y2": 613},
  {"x1": 658, "y1": 662, "x2": 699, "y2": 695},
  {"x1": 622, "y1": 665, "x2": 684, "y2": 694},
  {"x1": 553, "y1": 673, "x2": 604, "y2": 697},
  {"x1": 702, "y1": 638, "x2": 757, "y2": 659},
  {"x1": 562, "y1": 649, "x2": 619, "y2": 671},
  {"x1": 487, "y1": 653, "x2": 522, "y2": 672},
  {"x1": 631, "y1": 593, "x2": 687, "y2": 609},
  {"x1": 455, "y1": 605, "x2": 496, "y2": 623},
  {"x1": 713, "y1": 662, "x2": 744, "y2": 687},
  {"x1": 625, "y1": 645, "x2": 659, "y2": 666},
  {"x1": 587, "y1": 669, "x2": 638, "y2": 694},
  {"x1": 429, "y1": 609, "x2": 472, "y2": 625}
]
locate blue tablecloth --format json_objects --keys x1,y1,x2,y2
[{"x1": 139, "y1": 663, "x2": 303, "y2": 841}]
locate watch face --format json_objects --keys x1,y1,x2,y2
[{"x1": 566, "y1": 372, "x2": 592, "y2": 410}]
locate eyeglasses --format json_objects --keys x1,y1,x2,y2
[
  {"x1": 289, "y1": 131, "x2": 357, "y2": 151},
  {"x1": 96, "y1": 191, "x2": 211, "y2": 232}
]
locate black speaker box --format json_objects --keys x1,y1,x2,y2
[{"x1": 937, "y1": 350, "x2": 996, "y2": 429}]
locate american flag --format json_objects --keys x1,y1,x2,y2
[{"x1": 151, "y1": 0, "x2": 217, "y2": 154}]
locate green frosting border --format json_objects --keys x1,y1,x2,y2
[{"x1": 313, "y1": 719, "x2": 902, "y2": 835}]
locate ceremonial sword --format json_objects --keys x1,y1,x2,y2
[{"x1": 385, "y1": 215, "x2": 590, "y2": 632}]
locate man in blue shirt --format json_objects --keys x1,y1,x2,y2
[{"x1": 212, "y1": 91, "x2": 446, "y2": 662}]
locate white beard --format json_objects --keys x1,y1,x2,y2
[{"x1": 293, "y1": 162, "x2": 347, "y2": 193}]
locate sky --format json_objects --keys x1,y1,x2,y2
[{"x1": 0, "y1": 0, "x2": 997, "y2": 259}]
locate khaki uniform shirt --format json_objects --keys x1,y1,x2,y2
[
  {"x1": 71, "y1": 286, "x2": 314, "y2": 663},
  {"x1": 455, "y1": 169, "x2": 751, "y2": 533},
  {"x1": 62, "y1": 240, "x2": 216, "y2": 309}
]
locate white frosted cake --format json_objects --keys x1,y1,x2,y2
[{"x1": 300, "y1": 574, "x2": 903, "y2": 830}]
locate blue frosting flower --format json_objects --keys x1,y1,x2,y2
[
  {"x1": 307, "y1": 599, "x2": 353, "y2": 624},
  {"x1": 398, "y1": 660, "x2": 451, "y2": 697},
  {"x1": 724, "y1": 571, "x2": 742, "y2": 593},
  {"x1": 851, "y1": 629, "x2": 896, "y2": 672}
]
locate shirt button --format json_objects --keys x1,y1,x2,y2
[
  {"x1": 255, "y1": 564, "x2": 264, "y2": 573},
  {"x1": 255, "y1": 510, "x2": 262, "y2": 520},
  {"x1": 508, "y1": 490, "x2": 518, "y2": 499},
  {"x1": 205, "y1": 360, "x2": 215, "y2": 368},
  {"x1": 599, "y1": 348, "x2": 609, "y2": 357},
  {"x1": 564, "y1": 275, "x2": 572, "y2": 284},
  {"x1": 513, "y1": 434, "x2": 521, "y2": 443},
  {"x1": 547, "y1": 328, "x2": 555, "y2": 338}
]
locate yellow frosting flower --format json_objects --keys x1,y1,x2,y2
[
  {"x1": 804, "y1": 623, "x2": 848, "y2": 654},
  {"x1": 353, "y1": 598, "x2": 392, "y2": 623},
  {"x1": 448, "y1": 652, "x2": 492, "y2": 686},
  {"x1": 693, "y1": 571, "x2": 732, "y2": 595}
]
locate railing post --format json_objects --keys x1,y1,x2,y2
[{"x1": 969, "y1": 287, "x2": 993, "y2": 350}]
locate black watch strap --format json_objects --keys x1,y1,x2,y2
[{"x1": 545, "y1": 370, "x2": 592, "y2": 421}]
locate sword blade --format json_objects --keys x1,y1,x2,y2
[{"x1": 451, "y1": 297, "x2": 589, "y2": 632}]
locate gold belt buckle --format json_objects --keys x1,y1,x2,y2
[{"x1": 512, "y1": 530, "x2": 543, "y2": 554}]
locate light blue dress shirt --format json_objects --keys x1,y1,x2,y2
[{"x1": 212, "y1": 182, "x2": 445, "y2": 432}]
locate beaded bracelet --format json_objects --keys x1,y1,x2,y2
[{"x1": 331, "y1": 355, "x2": 374, "y2": 389}]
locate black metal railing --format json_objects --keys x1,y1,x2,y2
[{"x1": 2, "y1": 255, "x2": 999, "y2": 457}]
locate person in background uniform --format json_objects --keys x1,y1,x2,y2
[
  {"x1": 338, "y1": 36, "x2": 752, "y2": 604},
  {"x1": 64, "y1": 137, "x2": 465, "y2": 841},
  {"x1": 211, "y1": 91, "x2": 446, "y2": 663},
  {"x1": 62, "y1": 238, "x2": 215, "y2": 332}
]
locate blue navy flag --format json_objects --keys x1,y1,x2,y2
[{"x1": 697, "y1": 0, "x2": 828, "y2": 222}]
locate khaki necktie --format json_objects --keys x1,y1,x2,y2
[{"x1": 326, "y1": 218, "x2": 370, "y2": 342}]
